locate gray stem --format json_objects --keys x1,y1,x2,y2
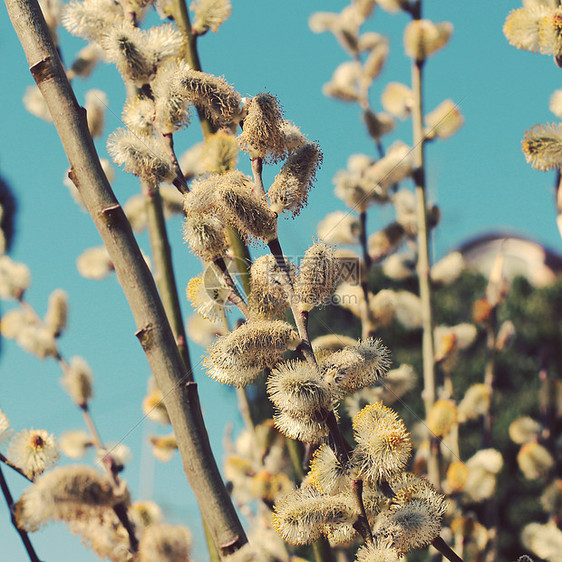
[{"x1": 4, "y1": 0, "x2": 247, "y2": 554}]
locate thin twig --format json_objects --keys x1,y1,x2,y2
[
  {"x1": 0, "y1": 453, "x2": 33, "y2": 482},
  {"x1": 0, "y1": 465, "x2": 42, "y2": 562}
]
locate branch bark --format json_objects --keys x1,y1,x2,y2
[{"x1": 4, "y1": 0, "x2": 247, "y2": 555}]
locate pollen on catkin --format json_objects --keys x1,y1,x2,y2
[
  {"x1": 107, "y1": 128, "x2": 174, "y2": 184},
  {"x1": 267, "y1": 360, "x2": 332, "y2": 419},
  {"x1": 238, "y1": 93, "x2": 288, "y2": 162},
  {"x1": 204, "y1": 320, "x2": 301, "y2": 388},
  {"x1": 404, "y1": 20, "x2": 453, "y2": 61},
  {"x1": 268, "y1": 142, "x2": 323, "y2": 216},
  {"x1": 352, "y1": 402, "x2": 412, "y2": 483},
  {"x1": 308, "y1": 444, "x2": 350, "y2": 495},
  {"x1": 427, "y1": 400, "x2": 457, "y2": 438},
  {"x1": 186, "y1": 270, "x2": 231, "y2": 321},
  {"x1": 294, "y1": 242, "x2": 337, "y2": 311},
  {"x1": 15, "y1": 465, "x2": 121, "y2": 532},
  {"x1": 522, "y1": 123, "x2": 562, "y2": 170},
  {"x1": 320, "y1": 338, "x2": 391, "y2": 397},
  {"x1": 8, "y1": 429, "x2": 59, "y2": 480}
]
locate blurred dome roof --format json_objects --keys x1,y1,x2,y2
[{"x1": 457, "y1": 233, "x2": 562, "y2": 288}]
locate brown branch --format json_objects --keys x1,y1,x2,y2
[{"x1": 4, "y1": 0, "x2": 247, "y2": 555}]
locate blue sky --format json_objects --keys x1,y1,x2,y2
[{"x1": 1, "y1": 1, "x2": 561, "y2": 560}]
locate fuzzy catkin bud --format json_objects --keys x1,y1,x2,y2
[
  {"x1": 427, "y1": 400, "x2": 457, "y2": 437},
  {"x1": 152, "y1": 61, "x2": 191, "y2": 134},
  {"x1": 61, "y1": 356, "x2": 93, "y2": 407},
  {"x1": 0, "y1": 255, "x2": 31, "y2": 299},
  {"x1": 518, "y1": 442, "x2": 554, "y2": 479},
  {"x1": 404, "y1": 20, "x2": 453, "y2": 61},
  {"x1": 317, "y1": 211, "x2": 361, "y2": 245},
  {"x1": 294, "y1": 242, "x2": 337, "y2": 311},
  {"x1": 139, "y1": 523, "x2": 192, "y2": 562},
  {"x1": 122, "y1": 97, "x2": 156, "y2": 136},
  {"x1": 191, "y1": 0, "x2": 231, "y2": 33},
  {"x1": 425, "y1": 99, "x2": 464, "y2": 140},
  {"x1": 202, "y1": 131, "x2": 238, "y2": 174},
  {"x1": 205, "y1": 320, "x2": 301, "y2": 388},
  {"x1": 381, "y1": 82, "x2": 414, "y2": 119},
  {"x1": 268, "y1": 142, "x2": 322, "y2": 216},
  {"x1": 509, "y1": 416, "x2": 541, "y2": 445},
  {"x1": 85, "y1": 89, "x2": 107, "y2": 138},
  {"x1": 321, "y1": 338, "x2": 391, "y2": 397},
  {"x1": 62, "y1": 0, "x2": 121, "y2": 42},
  {"x1": 267, "y1": 361, "x2": 332, "y2": 420},
  {"x1": 186, "y1": 270, "x2": 230, "y2": 320},
  {"x1": 44, "y1": 289, "x2": 68, "y2": 338},
  {"x1": 214, "y1": 171, "x2": 277, "y2": 242},
  {"x1": 248, "y1": 254, "x2": 291, "y2": 319},
  {"x1": 107, "y1": 128, "x2": 174, "y2": 184},
  {"x1": 368, "y1": 223, "x2": 406, "y2": 261},
  {"x1": 308, "y1": 444, "x2": 350, "y2": 495},
  {"x1": 273, "y1": 487, "x2": 356, "y2": 545},
  {"x1": 67, "y1": 44, "x2": 102, "y2": 80},
  {"x1": 522, "y1": 123, "x2": 562, "y2": 170},
  {"x1": 59, "y1": 430, "x2": 92, "y2": 459},
  {"x1": 173, "y1": 65, "x2": 241, "y2": 127},
  {"x1": 323, "y1": 61, "x2": 362, "y2": 102},
  {"x1": 76, "y1": 246, "x2": 114, "y2": 280},
  {"x1": 8, "y1": 429, "x2": 59, "y2": 480},
  {"x1": 374, "y1": 499, "x2": 442, "y2": 554},
  {"x1": 15, "y1": 465, "x2": 121, "y2": 532},
  {"x1": 238, "y1": 93, "x2": 288, "y2": 161}
]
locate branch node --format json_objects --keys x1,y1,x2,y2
[{"x1": 135, "y1": 324, "x2": 154, "y2": 350}]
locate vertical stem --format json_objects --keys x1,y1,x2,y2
[
  {"x1": 412, "y1": 58, "x2": 435, "y2": 413},
  {"x1": 359, "y1": 211, "x2": 372, "y2": 270},
  {"x1": 410, "y1": 1, "x2": 438, "y2": 487},
  {"x1": 141, "y1": 180, "x2": 194, "y2": 379},
  {"x1": 0, "y1": 465, "x2": 41, "y2": 562},
  {"x1": 251, "y1": 157, "x2": 265, "y2": 197},
  {"x1": 171, "y1": 0, "x2": 214, "y2": 138}
]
